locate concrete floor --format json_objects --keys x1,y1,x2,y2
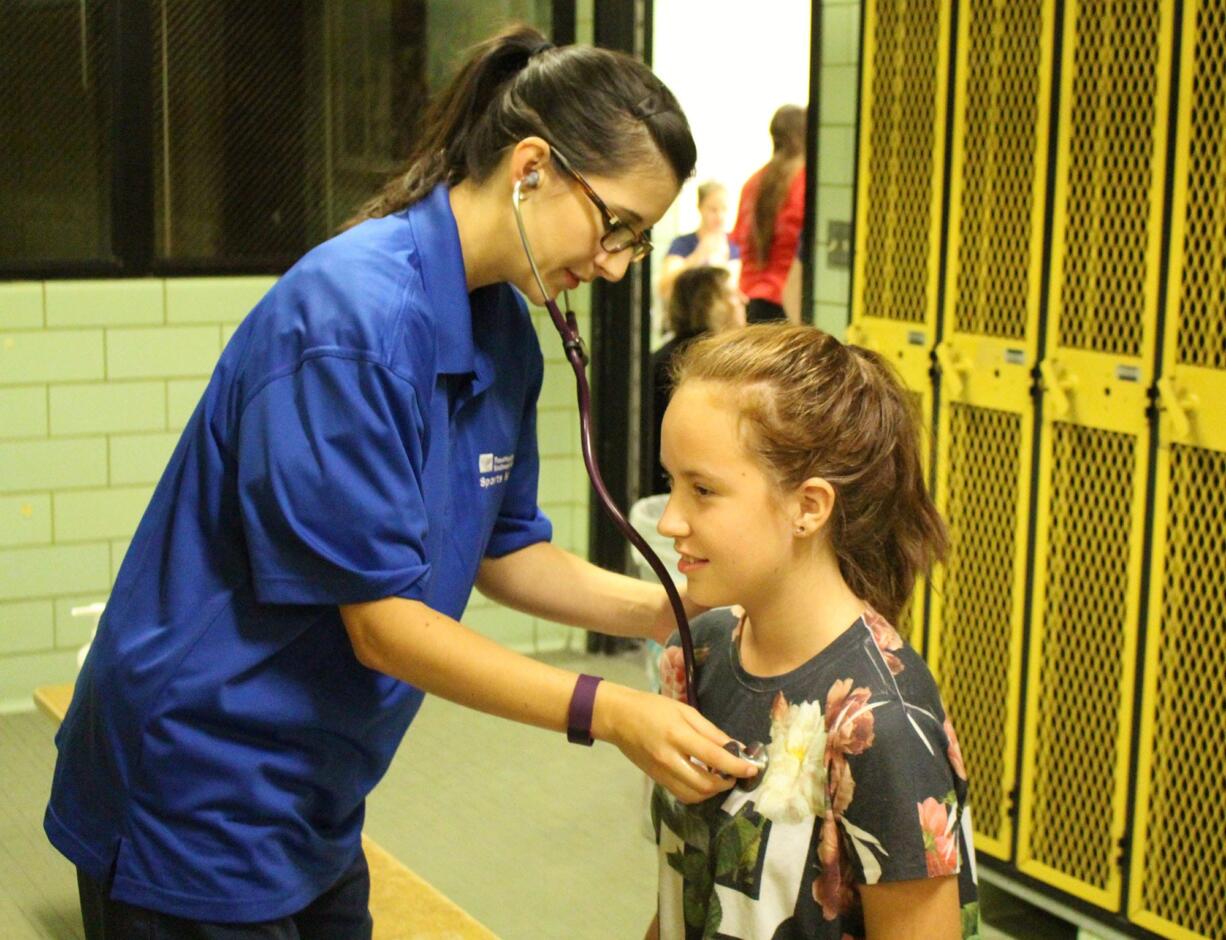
[{"x1": 1, "y1": 642, "x2": 1086, "y2": 939}]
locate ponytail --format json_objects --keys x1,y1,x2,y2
[
  {"x1": 834, "y1": 346, "x2": 948, "y2": 621},
  {"x1": 749, "y1": 105, "x2": 806, "y2": 264},
  {"x1": 344, "y1": 24, "x2": 696, "y2": 230},
  {"x1": 344, "y1": 26, "x2": 547, "y2": 228}
]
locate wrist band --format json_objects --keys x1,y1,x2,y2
[{"x1": 566, "y1": 674, "x2": 603, "y2": 746}]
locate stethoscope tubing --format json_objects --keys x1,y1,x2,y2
[{"x1": 512, "y1": 180, "x2": 699, "y2": 708}]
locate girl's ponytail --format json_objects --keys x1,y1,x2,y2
[{"x1": 838, "y1": 346, "x2": 948, "y2": 621}]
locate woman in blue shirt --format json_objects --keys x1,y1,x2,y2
[{"x1": 47, "y1": 25, "x2": 756, "y2": 938}]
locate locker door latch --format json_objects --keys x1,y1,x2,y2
[
  {"x1": 1156, "y1": 376, "x2": 1199, "y2": 440},
  {"x1": 1039, "y1": 360, "x2": 1078, "y2": 419},
  {"x1": 935, "y1": 342, "x2": 970, "y2": 399}
]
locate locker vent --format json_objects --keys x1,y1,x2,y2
[
  {"x1": 1057, "y1": 1, "x2": 1161, "y2": 356},
  {"x1": 1030, "y1": 423, "x2": 1135, "y2": 892},
  {"x1": 934, "y1": 403, "x2": 1022, "y2": 848},
  {"x1": 862, "y1": 0, "x2": 942, "y2": 324},
  {"x1": 952, "y1": 0, "x2": 1043, "y2": 339},
  {"x1": 1175, "y1": 4, "x2": 1226, "y2": 370},
  {"x1": 1139, "y1": 445, "x2": 1226, "y2": 935}
]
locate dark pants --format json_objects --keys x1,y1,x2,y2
[
  {"x1": 746, "y1": 298, "x2": 786, "y2": 323},
  {"x1": 78, "y1": 851, "x2": 373, "y2": 940}
]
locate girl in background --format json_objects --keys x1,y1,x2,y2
[
  {"x1": 649, "y1": 265, "x2": 745, "y2": 495},
  {"x1": 657, "y1": 180, "x2": 740, "y2": 305},
  {"x1": 649, "y1": 325, "x2": 978, "y2": 939},
  {"x1": 731, "y1": 106, "x2": 807, "y2": 323}
]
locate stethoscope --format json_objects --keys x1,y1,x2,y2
[{"x1": 511, "y1": 174, "x2": 767, "y2": 789}]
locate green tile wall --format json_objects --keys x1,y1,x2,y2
[{"x1": 0, "y1": 277, "x2": 592, "y2": 709}]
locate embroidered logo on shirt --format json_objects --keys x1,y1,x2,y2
[{"x1": 479, "y1": 453, "x2": 515, "y2": 488}]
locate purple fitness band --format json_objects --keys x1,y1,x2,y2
[{"x1": 566, "y1": 674, "x2": 603, "y2": 746}]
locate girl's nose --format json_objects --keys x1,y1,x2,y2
[{"x1": 656, "y1": 496, "x2": 688, "y2": 538}]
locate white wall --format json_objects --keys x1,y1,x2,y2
[{"x1": 650, "y1": 0, "x2": 812, "y2": 331}]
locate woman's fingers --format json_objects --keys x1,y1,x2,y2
[
  {"x1": 658, "y1": 752, "x2": 734, "y2": 804},
  {"x1": 601, "y1": 685, "x2": 758, "y2": 803},
  {"x1": 688, "y1": 737, "x2": 757, "y2": 782},
  {"x1": 648, "y1": 709, "x2": 758, "y2": 803},
  {"x1": 680, "y1": 708, "x2": 760, "y2": 779}
]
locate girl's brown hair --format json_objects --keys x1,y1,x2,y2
[
  {"x1": 344, "y1": 24, "x2": 695, "y2": 229},
  {"x1": 668, "y1": 266, "x2": 732, "y2": 338},
  {"x1": 672, "y1": 324, "x2": 947, "y2": 622},
  {"x1": 749, "y1": 105, "x2": 807, "y2": 264}
]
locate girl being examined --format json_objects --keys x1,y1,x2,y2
[{"x1": 648, "y1": 325, "x2": 978, "y2": 940}]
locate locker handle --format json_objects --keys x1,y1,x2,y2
[
  {"x1": 1156, "y1": 376, "x2": 1198, "y2": 440},
  {"x1": 935, "y1": 343, "x2": 969, "y2": 399},
  {"x1": 1039, "y1": 360, "x2": 1078, "y2": 418}
]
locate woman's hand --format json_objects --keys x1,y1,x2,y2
[{"x1": 592, "y1": 683, "x2": 756, "y2": 803}]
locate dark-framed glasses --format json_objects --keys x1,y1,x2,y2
[{"x1": 549, "y1": 146, "x2": 653, "y2": 262}]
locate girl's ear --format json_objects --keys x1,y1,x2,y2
[{"x1": 793, "y1": 476, "x2": 835, "y2": 538}]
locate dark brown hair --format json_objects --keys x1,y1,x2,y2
[
  {"x1": 672, "y1": 324, "x2": 947, "y2": 622},
  {"x1": 668, "y1": 266, "x2": 732, "y2": 338},
  {"x1": 344, "y1": 25, "x2": 696, "y2": 229},
  {"x1": 749, "y1": 105, "x2": 807, "y2": 264}
]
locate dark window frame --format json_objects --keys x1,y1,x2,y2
[{"x1": 3, "y1": 0, "x2": 567, "y2": 282}]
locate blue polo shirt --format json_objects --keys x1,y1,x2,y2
[{"x1": 44, "y1": 184, "x2": 552, "y2": 922}]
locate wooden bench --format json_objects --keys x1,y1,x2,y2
[{"x1": 35, "y1": 684, "x2": 496, "y2": 940}]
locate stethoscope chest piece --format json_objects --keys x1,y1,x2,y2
[{"x1": 724, "y1": 740, "x2": 769, "y2": 792}]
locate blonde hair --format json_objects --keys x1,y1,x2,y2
[
  {"x1": 696, "y1": 180, "x2": 725, "y2": 206},
  {"x1": 672, "y1": 324, "x2": 947, "y2": 621}
]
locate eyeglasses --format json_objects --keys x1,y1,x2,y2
[{"x1": 548, "y1": 146, "x2": 653, "y2": 262}]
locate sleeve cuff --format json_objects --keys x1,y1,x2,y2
[
  {"x1": 251, "y1": 563, "x2": 431, "y2": 606},
  {"x1": 484, "y1": 515, "x2": 553, "y2": 559}
]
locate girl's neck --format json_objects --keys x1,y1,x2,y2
[{"x1": 737, "y1": 550, "x2": 866, "y2": 678}]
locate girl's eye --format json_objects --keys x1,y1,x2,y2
[{"x1": 693, "y1": 483, "x2": 713, "y2": 498}]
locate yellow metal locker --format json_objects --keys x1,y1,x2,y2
[
  {"x1": 1018, "y1": 0, "x2": 1174, "y2": 911},
  {"x1": 1129, "y1": 1, "x2": 1226, "y2": 936},
  {"x1": 849, "y1": 0, "x2": 951, "y2": 647},
  {"x1": 927, "y1": 0, "x2": 1054, "y2": 864}
]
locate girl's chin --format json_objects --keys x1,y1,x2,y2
[{"x1": 685, "y1": 582, "x2": 733, "y2": 611}]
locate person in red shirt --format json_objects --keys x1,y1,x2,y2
[{"x1": 731, "y1": 105, "x2": 807, "y2": 323}]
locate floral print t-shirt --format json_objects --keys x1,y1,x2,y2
[{"x1": 653, "y1": 608, "x2": 980, "y2": 939}]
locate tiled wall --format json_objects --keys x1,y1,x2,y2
[
  {"x1": 0, "y1": 277, "x2": 590, "y2": 710},
  {"x1": 813, "y1": 0, "x2": 861, "y2": 336}
]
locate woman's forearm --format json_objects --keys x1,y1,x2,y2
[
  {"x1": 341, "y1": 596, "x2": 578, "y2": 730},
  {"x1": 339, "y1": 594, "x2": 755, "y2": 803},
  {"x1": 476, "y1": 541, "x2": 665, "y2": 638}
]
